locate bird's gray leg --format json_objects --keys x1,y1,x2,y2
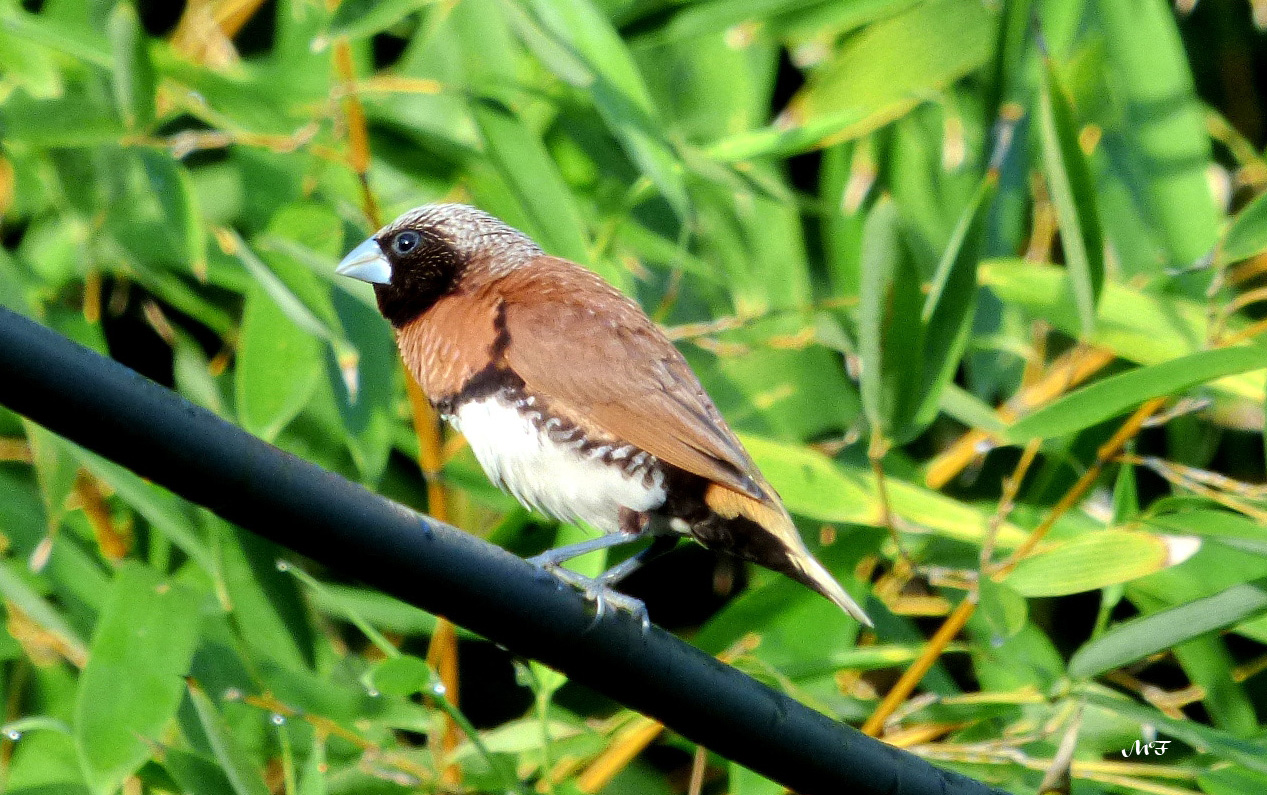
[
  {"x1": 596, "y1": 535, "x2": 678, "y2": 587},
  {"x1": 526, "y1": 511, "x2": 659, "y2": 632},
  {"x1": 525, "y1": 532, "x2": 641, "y2": 569}
]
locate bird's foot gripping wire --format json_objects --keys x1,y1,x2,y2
[{"x1": 527, "y1": 559, "x2": 651, "y2": 634}]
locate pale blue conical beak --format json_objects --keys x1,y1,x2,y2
[{"x1": 336, "y1": 238, "x2": 392, "y2": 285}]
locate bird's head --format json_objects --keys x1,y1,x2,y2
[{"x1": 336, "y1": 203, "x2": 542, "y2": 327}]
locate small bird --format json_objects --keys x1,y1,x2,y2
[{"x1": 337, "y1": 204, "x2": 870, "y2": 626}]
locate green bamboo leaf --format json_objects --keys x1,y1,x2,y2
[
  {"x1": 74, "y1": 562, "x2": 202, "y2": 795},
  {"x1": 229, "y1": 232, "x2": 332, "y2": 341},
  {"x1": 938, "y1": 383, "x2": 1005, "y2": 433},
  {"x1": 737, "y1": 434, "x2": 872, "y2": 521},
  {"x1": 738, "y1": 433, "x2": 1023, "y2": 547},
  {"x1": 1199, "y1": 766, "x2": 1267, "y2": 795},
  {"x1": 79, "y1": 451, "x2": 215, "y2": 573},
  {"x1": 369, "y1": 655, "x2": 433, "y2": 697},
  {"x1": 522, "y1": 0, "x2": 689, "y2": 218},
  {"x1": 1223, "y1": 189, "x2": 1267, "y2": 264},
  {"x1": 328, "y1": 0, "x2": 436, "y2": 38},
  {"x1": 857, "y1": 197, "x2": 924, "y2": 442},
  {"x1": 979, "y1": 577, "x2": 1028, "y2": 640},
  {"x1": 216, "y1": 521, "x2": 316, "y2": 671},
  {"x1": 1143, "y1": 509, "x2": 1267, "y2": 555},
  {"x1": 161, "y1": 747, "x2": 239, "y2": 795},
  {"x1": 913, "y1": 174, "x2": 994, "y2": 429},
  {"x1": 0, "y1": 89, "x2": 125, "y2": 147},
  {"x1": 297, "y1": 737, "x2": 328, "y2": 795},
  {"x1": 1084, "y1": 689, "x2": 1267, "y2": 770},
  {"x1": 1003, "y1": 530, "x2": 1180, "y2": 598},
  {"x1": 235, "y1": 286, "x2": 322, "y2": 442},
  {"x1": 21, "y1": 420, "x2": 79, "y2": 537},
  {"x1": 1097, "y1": 0, "x2": 1219, "y2": 266},
  {"x1": 980, "y1": 260, "x2": 1262, "y2": 401},
  {"x1": 1038, "y1": 59, "x2": 1103, "y2": 338},
  {"x1": 634, "y1": 0, "x2": 826, "y2": 44},
  {"x1": 0, "y1": 561, "x2": 88, "y2": 664},
  {"x1": 709, "y1": 0, "x2": 992, "y2": 161},
  {"x1": 1174, "y1": 633, "x2": 1256, "y2": 735},
  {"x1": 2, "y1": 8, "x2": 112, "y2": 68},
  {"x1": 186, "y1": 682, "x2": 271, "y2": 795},
  {"x1": 1005, "y1": 344, "x2": 1267, "y2": 441},
  {"x1": 1085, "y1": 690, "x2": 1267, "y2": 774},
  {"x1": 107, "y1": 2, "x2": 155, "y2": 129},
  {"x1": 139, "y1": 151, "x2": 206, "y2": 277},
  {"x1": 469, "y1": 99, "x2": 594, "y2": 270}
]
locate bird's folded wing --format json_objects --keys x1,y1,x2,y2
[{"x1": 497, "y1": 260, "x2": 766, "y2": 501}]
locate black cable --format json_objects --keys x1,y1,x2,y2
[{"x1": 0, "y1": 307, "x2": 1010, "y2": 795}]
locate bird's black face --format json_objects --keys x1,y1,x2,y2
[{"x1": 338, "y1": 223, "x2": 463, "y2": 328}]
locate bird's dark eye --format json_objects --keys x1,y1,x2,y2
[{"x1": 391, "y1": 230, "x2": 422, "y2": 256}]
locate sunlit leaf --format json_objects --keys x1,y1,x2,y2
[
  {"x1": 1223, "y1": 189, "x2": 1267, "y2": 264},
  {"x1": 75, "y1": 563, "x2": 201, "y2": 795},
  {"x1": 1003, "y1": 530, "x2": 1176, "y2": 597},
  {"x1": 235, "y1": 286, "x2": 322, "y2": 442},
  {"x1": 1037, "y1": 59, "x2": 1103, "y2": 338},
  {"x1": 857, "y1": 197, "x2": 924, "y2": 442},
  {"x1": 1005, "y1": 344, "x2": 1267, "y2": 441}
]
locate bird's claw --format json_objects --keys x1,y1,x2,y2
[{"x1": 530, "y1": 562, "x2": 651, "y2": 634}]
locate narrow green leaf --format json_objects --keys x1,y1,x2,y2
[
  {"x1": 229, "y1": 232, "x2": 333, "y2": 341},
  {"x1": 857, "y1": 197, "x2": 924, "y2": 442},
  {"x1": 297, "y1": 736, "x2": 328, "y2": 795},
  {"x1": 1199, "y1": 766, "x2": 1267, "y2": 795},
  {"x1": 638, "y1": 0, "x2": 827, "y2": 44},
  {"x1": 22, "y1": 420, "x2": 79, "y2": 536},
  {"x1": 1003, "y1": 530, "x2": 1177, "y2": 597},
  {"x1": 1223, "y1": 189, "x2": 1267, "y2": 263},
  {"x1": 75, "y1": 562, "x2": 202, "y2": 795},
  {"x1": 162, "y1": 747, "x2": 239, "y2": 795},
  {"x1": 107, "y1": 2, "x2": 155, "y2": 129},
  {"x1": 739, "y1": 433, "x2": 1022, "y2": 546},
  {"x1": 186, "y1": 682, "x2": 271, "y2": 795},
  {"x1": 216, "y1": 522, "x2": 316, "y2": 671},
  {"x1": 235, "y1": 286, "x2": 322, "y2": 442},
  {"x1": 79, "y1": 451, "x2": 215, "y2": 573},
  {"x1": 3, "y1": 8, "x2": 113, "y2": 68},
  {"x1": 1097, "y1": 0, "x2": 1219, "y2": 265},
  {"x1": 0, "y1": 561, "x2": 88, "y2": 665},
  {"x1": 139, "y1": 151, "x2": 206, "y2": 276},
  {"x1": 938, "y1": 383, "x2": 1005, "y2": 433},
  {"x1": 1005, "y1": 344, "x2": 1267, "y2": 442},
  {"x1": 1174, "y1": 633, "x2": 1256, "y2": 735},
  {"x1": 712, "y1": 0, "x2": 992, "y2": 161},
  {"x1": 523, "y1": 0, "x2": 689, "y2": 218},
  {"x1": 369, "y1": 655, "x2": 433, "y2": 697},
  {"x1": 1084, "y1": 691, "x2": 1267, "y2": 774},
  {"x1": 470, "y1": 99, "x2": 594, "y2": 269},
  {"x1": 328, "y1": 0, "x2": 436, "y2": 38},
  {"x1": 1072, "y1": 578, "x2": 1267, "y2": 680},
  {"x1": 980, "y1": 260, "x2": 1262, "y2": 401},
  {"x1": 1037, "y1": 59, "x2": 1103, "y2": 338},
  {"x1": 979, "y1": 577, "x2": 1028, "y2": 640},
  {"x1": 1144, "y1": 509, "x2": 1267, "y2": 555},
  {"x1": 913, "y1": 174, "x2": 994, "y2": 429}
]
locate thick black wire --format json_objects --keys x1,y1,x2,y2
[{"x1": 0, "y1": 307, "x2": 1010, "y2": 795}]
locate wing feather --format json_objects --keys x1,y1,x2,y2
[{"x1": 494, "y1": 259, "x2": 764, "y2": 500}]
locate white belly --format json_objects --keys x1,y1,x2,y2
[{"x1": 451, "y1": 397, "x2": 666, "y2": 534}]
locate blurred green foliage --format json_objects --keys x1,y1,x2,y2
[{"x1": 2, "y1": 0, "x2": 1267, "y2": 794}]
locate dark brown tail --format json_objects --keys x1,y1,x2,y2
[{"x1": 701, "y1": 484, "x2": 872, "y2": 626}]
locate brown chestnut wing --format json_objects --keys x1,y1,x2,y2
[{"x1": 496, "y1": 259, "x2": 766, "y2": 501}]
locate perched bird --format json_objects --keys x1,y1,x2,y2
[{"x1": 337, "y1": 204, "x2": 870, "y2": 627}]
